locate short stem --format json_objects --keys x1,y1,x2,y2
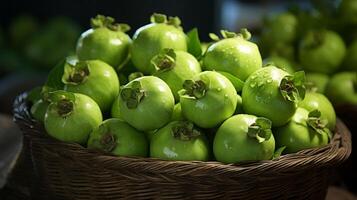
[
  {"x1": 172, "y1": 121, "x2": 200, "y2": 141},
  {"x1": 182, "y1": 80, "x2": 207, "y2": 99}
]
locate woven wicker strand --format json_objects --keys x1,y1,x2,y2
[{"x1": 13, "y1": 92, "x2": 352, "y2": 200}]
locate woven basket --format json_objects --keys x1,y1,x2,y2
[{"x1": 13, "y1": 92, "x2": 352, "y2": 200}]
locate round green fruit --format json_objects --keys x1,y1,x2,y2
[{"x1": 87, "y1": 118, "x2": 148, "y2": 157}]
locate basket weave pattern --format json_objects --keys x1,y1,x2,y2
[{"x1": 13, "y1": 93, "x2": 352, "y2": 200}]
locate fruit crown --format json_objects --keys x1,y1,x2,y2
[
  {"x1": 94, "y1": 124, "x2": 117, "y2": 153},
  {"x1": 209, "y1": 28, "x2": 251, "y2": 41},
  {"x1": 247, "y1": 117, "x2": 272, "y2": 143},
  {"x1": 151, "y1": 48, "x2": 176, "y2": 72},
  {"x1": 302, "y1": 30, "x2": 326, "y2": 49},
  {"x1": 150, "y1": 13, "x2": 182, "y2": 29},
  {"x1": 62, "y1": 61, "x2": 90, "y2": 85},
  {"x1": 306, "y1": 109, "x2": 332, "y2": 139},
  {"x1": 120, "y1": 81, "x2": 145, "y2": 109},
  {"x1": 171, "y1": 121, "x2": 201, "y2": 141},
  {"x1": 180, "y1": 79, "x2": 207, "y2": 99},
  {"x1": 280, "y1": 71, "x2": 306, "y2": 103},
  {"x1": 48, "y1": 90, "x2": 76, "y2": 117},
  {"x1": 91, "y1": 14, "x2": 130, "y2": 32}
]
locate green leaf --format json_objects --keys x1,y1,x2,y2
[
  {"x1": 273, "y1": 146, "x2": 286, "y2": 159},
  {"x1": 27, "y1": 87, "x2": 42, "y2": 103},
  {"x1": 217, "y1": 71, "x2": 244, "y2": 92},
  {"x1": 45, "y1": 59, "x2": 66, "y2": 90},
  {"x1": 186, "y1": 28, "x2": 202, "y2": 59}
]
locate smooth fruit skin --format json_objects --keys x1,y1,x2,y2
[
  {"x1": 203, "y1": 37, "x2": 262, "y2": 81},
  {"x1": 305, "y1": 73, "x2": 329, "y2": 94},
  {"x1": 87, "y1": 118, "x2": 148, "y2": 157},
  {"x1": 298, "y1": 30, "x2": 346, "y2": 74},
  {"x1": 242, "y1": 66, "x2": 296, "y2": 127},
  {"x1": 119, "y1": 76, "x2": 175, "y2": 131},
  {"x1": 64, "y1": 60, "x2": 120, "y2": 112},
  {"x1": 155, "y1": 51, "x2": 201, "y2": 101},
  {"x1": 111, "y1": 95, "x2": 122, "y2": 120},
  {"x1": 299, "y1": 92, "x2": 336, "y2": 130},
  {"x1": 213, "y1": 114, "x2": 275, "y2": 163},
  {"x1": 274, "y1": 108, "x2": 329, "y2": 154},
  {"x1": 339, "y1": 0, "x2": 357, "y2": 25},
  {"x1": 131, "y1": 23, "x2": 187, "y2": 74},
  {"x1": 180, "y1": 71, "x2": 238, "y2": 128},
  {"x1": 31, "y1": 99, "x2": 49, "y2": 122},
  {"x1": 263, "y1": 56, "x2": 295, "y2": 74},
  {"x1": 44, "y1": 93, "x2": 103, "y2": 144},
  {"x1": 325, "y1": 72, "x2": 357, "y2": 105},
  {"x1": 76, "y1": 27, "x2": 131, "y2": 69},
  {"x1": 150, "y1": 121, "x2": 209, "y2": 161}
]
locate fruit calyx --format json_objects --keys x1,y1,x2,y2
[
  {"x1": 172, "y1": 121, "x2": 201, "y2": 141},
  {"x1": 48, "y1": 91, "x2": 76, "y2": 117},
  {"x1": 280, "y1": 71, "x2": 306, "y2": 103},
  {"x1": 304, "y1": 31, "x2": 325, "y2": 49},
  {"x1": 182, "y1": 79, "x2": 207, "y2": 99},
  {"x1": 151, "y1": 48, "x2": 176, "y2": 72},
  {"x1": 247, "y1": 117, "x2": 272, "y2": 143},
  {"x1": 306, "y1": 109, "x2": 331, "y2": 137},
  {"x1": 91, "y1": 14, "x2": 130, "y2": 32},
  {"x1": 120, "y1": 81, "x2": 145, "y2": 109},
  {"x1": 150, "y1": 13, "x2": 182, "y2": 28},
  {"x1": 209, "y1": 28, "x2": 251, "y2": 41},
  {"x1": 62, "y1": 61, "x2": 90, "y2": 85}
]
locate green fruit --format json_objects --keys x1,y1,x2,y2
[
  {"x1": 76, "y1": 15, "x2": 131, "y2": 69},
  {"x1": 305, "y1": 73, "x2": 329, "y2": 93},
  {"x1": 25, "y1": 17, "x2": 80, "y2": 68},
  {"x1": 325, "y1": 72, "x2": 357, "y2": 105},
  {"x1": 63, "y1": 60, "x2": 119, "y2": 112},
  {"x1": 44, "y1": 91, "x2": 102, "y2": 144},
  {"x1": 152, "y1": 49, "x2": 201, "y2": 100},
  {"x1": 150, "y1": 121, "x2": 209, "y2": 161},
  {"x1": 261, "y1": 12, "x2": 298, "y2": 44},
  {"x1": 339, "y1": 0, "x2": 357, "y2": 25},
  {"x1": 131, "y1": 13, "x2": 187, "y2": 74},
  {"x1": 9, "y1": 15, "x2": 38, "y2": 48},
  {"x1": 87, "y1": 118, "x2": 148, "y2": 157},
  {"x1": 179, "y1": 71, "x2": 238, "y2": 128},
  {"x1": 214, "y1": 114, "x2": 275, "y2": 163},
  {"x1": 263, "y1": 56, "x2": 295, "y2": 74},
  {"x1": 274, "y1": 108, "x2": 330, "y2": 154},
  {"x1": 242, "y1": 66, "x2": 306, "y2": 127},
  {"x1": 111, "y1": 95, "x2": 122, "y2": 120},
  {"x1": 299, "y1": 30, "x2": 346, "y2": 74},
  {"x1": 342, "y1": 39, "x2": 357, "y2": 71},
  {"x1": 203, "y1": 29, "x2": 262, "y2": 81},
  {"x1": 31, "y1": 99, "x2": 49, "y2": 122},
  {"x1": 119, "y1": 76, "x2": 174, "y2": 131},
  {"x1": 299, "y1": 92, "x2": 336, "y2": 130}
]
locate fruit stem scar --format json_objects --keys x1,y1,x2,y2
[
  {"x1": 57, "y1": 99, "x2": 74, "y2": 117},
  {"x1": 172, "y1": 121, "x2": 200, "y2": 141},
  {"x1": 182, "y1": 80, "x2": 207, "y2": 99},
  {"x1": 100, "y1": 133, "x2": 117, "y2": 152},
  {"x1": 151, "y1": 49, "x2": 176, "y2": 71},
  {"x1": 120, "y1": 81, "x2": 145, "y2": 109},
  {"x1": 247, "y1": 117, "x2": 272, "y2": 143}
]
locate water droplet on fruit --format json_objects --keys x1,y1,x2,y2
[
  {"x1": 258, "y1": 81, "x2": 264, "y2": 87},
  {"x1": 217, "y1": 88, "x2": 222, "y2": 92},
  {"x1": 224, "y1": 94, "x2": 229, "y2": 98},
  {"x1": 250, "y1": 82, "x2": 257, "y2": 87},
  {"x1": 266, "y1": 79, "x2": 272, "y2": 83}
]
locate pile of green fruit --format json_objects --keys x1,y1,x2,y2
[
  {"x1": 28, "y1": 13, "x2": 336, "y2": 164},
  {"x1": 259, "y1": 0, "x2": 357, "y2": 106}
]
